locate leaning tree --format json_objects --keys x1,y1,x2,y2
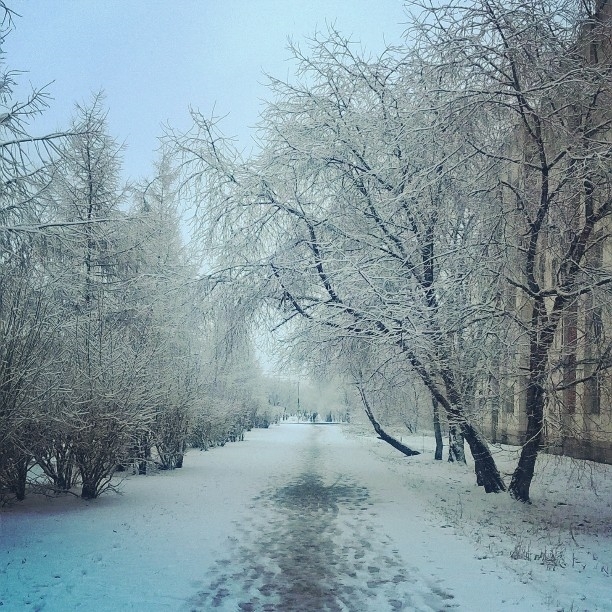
[
  {"x1": 411, "y1": 0, "x2": 612, "y2": 501},
  {"x1": 171, "y1": 30, "x2": 507, "y2": 493}
]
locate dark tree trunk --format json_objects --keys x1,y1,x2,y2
[
  {"x1": 56, "y1": 465, "x2": 75, "y2": 491},
  {"x1": 447, "y1": 424, "x2": 465, "y2": 463},
  {"x1": 14, "y1": 455, "x2": 30, "y2": 501},
  {"x1": 175, "y1": 442, "x2": 185, "y2": 468},
  {"x1": 128, "y1": 435, "x2": 151, "y2": 475},
  {"x1": 509, "y1": 301, "x2": 551, "y2": 502},
  {"x1": 81, "y1": 481, "x2": 97, "y2": 500},
  {"x1": 491, "y1": 408, "x2": 499, "y2": 444},
  {"x1": 358, "y1": 386, "x2": 420, "y2": 457},
  {"x1": 462, "y1": 422, "x2": 506, "y2": 492},
  {"x1": 54, "y1": 443, "x2": 76, "y2": 490},
  {"x1": 509, "y1": 418, "x2": 544, "y2": 500},
  {"x1": 372, "y1": 420, "x2": 421, "y2": 457},
  {"x1": 138, "y1": 438, "x2": 151, "y2": 475},
  {"x1": 438, "y1": 370, "x2": 467, "y2": 464},
  {"x1": 34, "y1": 443, "x2": 76, "y2": 491},
  {"x1": 432, "y1": 397, "x2": 443, "y2": 461},
  {"x1": 508, "y1": 389, "x2": 543, "y2": 503},
  {"x1": 436, "y1": 370, "x2": 506, "y2": 491},
  {"x1": 399, "y1": 347, "x2": 505, "y2": 492}
]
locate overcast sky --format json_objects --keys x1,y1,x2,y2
[{"x1": 5, "y1": 1, "x2": 408, "y2": 182}]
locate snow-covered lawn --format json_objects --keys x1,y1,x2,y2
[
  {"x1": 0, "y1": 424, "x2": 610, "y2": 611},
  {"x1": 356, "y1": 426, "x2": 612, "y2": 611}
]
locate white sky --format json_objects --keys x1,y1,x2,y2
[{"x1": 5, "y1": 1, "x2": 408, "y2": 182}]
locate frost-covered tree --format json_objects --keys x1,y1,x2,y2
[
  {"x1": 412, "y1": 0, "x2": 612, "y2": 501},
  {"x1": 125, "y1": 157, "x2": 200, "y2": 471},
  {"x1": 0, "y1": 270, "x2": 56, "y2": 500},
  {"x1": 39, "y1": 95, "x2": 149, "y2": 498},
  {"x1": 171, "y1": 31, "x2": 506, "y2": 492},
  {"x1": 192, "y1": 290, "x2": 264, "y2": 448},
  {"x1": 0, "y1": 4, "x2": 78, "y2": 501}
]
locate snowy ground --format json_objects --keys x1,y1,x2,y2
[{"x1": 0, "y1": 424, "x2": 610, "y2": 611}]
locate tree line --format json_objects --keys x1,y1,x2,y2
[{"x1": 0, "y1": 5, "x2": 265, "y2": 501}]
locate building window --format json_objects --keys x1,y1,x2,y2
[
  {"x1": 503, "y1": 383, "x2": 515, "y2": 414},
  {"x1": 562, "y1": 302, "x2": 578, "y2": 414},
  {"x1": 585, "y1": 373, "x2": 601, "y2": 415}
]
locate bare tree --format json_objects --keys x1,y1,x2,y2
[
  {"x1": 41, "y1": 96, "x2": 148, "y2": 498},
  {"x1": 0, "y1": 272, "x2": 55, "y2": 500},
  {"x1": 171, "y1": 30, "x2": 507, "y2": 492},
  {"x1": 0, "y1": 5, "x2": 81, "y2": 501},
  {"x1": 411, "y1": 0, "x2": 612, "y2": 501}
]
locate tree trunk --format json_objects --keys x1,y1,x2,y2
[
  {"x1": 14, "y1": 455, "x2": 30, "y2": 501},
  {"x1": 358, "y1": 386, "x2": 420, "y2": 457},
  {"x1": 508, "y1": 391, "x2": 543, "y2": 503},
  {"x1": 81, "y1": 481, "x2": 97, "y2": 500},
  {"x1": 371, "y1": 420, "x2": 421, "y2": 457},
  {"x1": 138, "y1": 436, "x2": 150, "y2": 475},
  {"x1": 56, "y1": 463, "x2": 75, "y2": 491},
  {"x1": 447, "y1": 424, "x2": 465, "y2": 463},
  {"x1": 56, "y1": 442, "x2": 76, "y2": 490},
  {"x1": 401, "y1": 347, "x2": 505, "y2": 492},
  {"x1": 432, "y1": 397, "x2": 443, "y2": 461},
  {"x1": 509, "y1": 297, "x2": 556, "y2": 502},
  {"x1": 438, "y1": 372, "x2": 505, "y2": 491},
  {"x1": 175, "y1": 442, "x2": 185, "y2": 468},
  {"x1": 462, "y1": 422, "x2": 505, "y2": 492}
]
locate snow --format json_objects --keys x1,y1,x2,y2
[{"x1": 1, "y1": 424, "x2": 610, "y2": 611}]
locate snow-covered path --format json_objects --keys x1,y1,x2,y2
[
  {"x1": 0, "y1": 424, "x2": 596, "y2": 610},
  {"x1": 186, "y1": 424, "x2": 459, "y2": 611}
]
